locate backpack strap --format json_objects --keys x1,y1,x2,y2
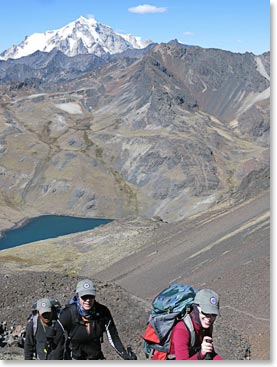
[
  {"x1": 68, "y1": 303, "x2": 80, "y2": 335},
  {"x1": 59, "y1": 303, "x2": 79, "y2": 343},
  {"x1": 183, "y1": 314, "x2": 195, "y2": 347},
  {"x1": 148, "y1": 348, "x2": 154, "y2": 360}
]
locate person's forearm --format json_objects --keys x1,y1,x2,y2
[{"x1": 105, "y1": 321, "x2": 127, "y2": 358}]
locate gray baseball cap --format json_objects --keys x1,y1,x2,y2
[
  {"x1": 76, "y1": 279, "x2": 96, "y2": 297},
  {"x1": 194, "y1": 289, "x2": 220, "y2": 315},
  {"x1": 37, "y1": 298, "x2": 52, "y2": 314}
]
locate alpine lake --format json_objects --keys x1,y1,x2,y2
[{"x1": 0, "y1": 215, "x2": 112, "y2": 250}]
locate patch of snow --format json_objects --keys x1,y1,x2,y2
[
  {"x1": 55, "y1": 102, "x2": 83, "y2": 114},
  {"x1": 119, "y1": 33, "x2": 151, "y2": 49}
]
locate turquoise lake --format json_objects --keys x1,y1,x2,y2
[{"x1": 0, "y1": 215, "x2": 112, "y2": 250}]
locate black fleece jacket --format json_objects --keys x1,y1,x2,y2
[
  {"x1": 24, "y1": 316, "x2": 57, "y2": 360},
  {"x1": 51, "y1": 301, "x2": 129, "y2": 360}
]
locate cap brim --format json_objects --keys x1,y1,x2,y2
[
  {"x1": 39, "y1": 308, "x2": 52, "y2": 314},
  {"x1": 78, "y1": 290, "x2": 96, "y2": 297}
]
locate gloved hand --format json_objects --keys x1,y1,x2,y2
[
  {"x1": 122, "y1": 345, "x2": 137, "y2": 360},
  {"x1": 122, "y1": 351, "x2": 137, "y2": 360},
  {"x1": 127, "y1": 350, "x2": 137, "y2": 360}
]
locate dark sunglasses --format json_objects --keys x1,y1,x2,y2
[
  {"x1": 41, "y1": 312, "x2": 52, "y2": 320},
  {"x1": 200, "y1": 310, "x2": 217, "y2": 318},
  {"x1": 80, "y1": 294, "x2": 95, "y2": 300}
]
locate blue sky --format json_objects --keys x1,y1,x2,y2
[{"x1": 0, "y1": 0, "x2": 271, "y2": 55}]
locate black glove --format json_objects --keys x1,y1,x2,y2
[
  {"x1": 122, "y1": 351, "x2": 137, "y2": 360},
  {"x1": 122, "y1": 345, "x2": 137, "y2": 360},
  {"x1": 128, "y1": 350, "x2": 137, "y2": 360}
]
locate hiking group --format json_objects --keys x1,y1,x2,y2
[{"x1": 24, "y1": 279, "x2": 223, "y2": 360}]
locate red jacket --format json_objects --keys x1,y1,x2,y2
[{"x1": 169, "y1": 306, "x2": 223, "y2": 360}]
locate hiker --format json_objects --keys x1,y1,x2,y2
[
  {"x1": 169, "y1": 288, "x2": 223, "y2": 360},
  {"x1": 50, "y1": 279, "x2": 137, "y2": 360},
  {"x1": 24, "y1": 298, "x2": 59, "y2": 360}
]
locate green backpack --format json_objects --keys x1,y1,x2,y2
[{"x1": 141, "y1": 283, "x2": 197, "y2": 359}]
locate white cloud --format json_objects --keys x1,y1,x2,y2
[
  {"x1": 128, "y1": 4, "x2": 167, "y2": 14},
  {"x1": 183, "y1": 32, "x2": 194, "y2": 36}
]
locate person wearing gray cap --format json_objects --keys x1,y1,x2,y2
[
  {"x1": 24, "y1": 298, "x2": 59, "y2": 360},
  {"x1": 51, "y1": 279, "x2": 137, "y2": 360},
  {"x1": 169, "y1": 288, "x2": 223, "y2": 360}
]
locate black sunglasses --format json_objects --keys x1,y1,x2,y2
[
  {"x1": 200, "y1": 310, "x2": 217, "y2": 318},
  {"x1": 80, "y1": 294, "x2": 95, "y2": 300}
]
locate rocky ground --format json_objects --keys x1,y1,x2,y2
[
  {"x1": 0, "y1": 186, "x2": 270, "y2": 362},
  {"x1": 0, "y1": 271, "x2": 251, "y2": 361},
  {"x1": 0, "y1": 272, "x2": 150, "y2": 361}
]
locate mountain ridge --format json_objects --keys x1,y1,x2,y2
[
  {"x1": 0, "y1": 16, "x2": 152, "y2": 60},
  {"x1": 0, "y1": 42, "x2": 270, "y2": 227}
]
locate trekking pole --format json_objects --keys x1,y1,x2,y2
[{"x1": 204, "y1": 352, "x2": 212, "y2": 360}]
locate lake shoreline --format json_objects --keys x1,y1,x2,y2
[{"x1": 0, "y1": 214, "x2": 113, "y2": 250}]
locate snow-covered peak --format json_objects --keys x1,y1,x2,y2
[
  {"x1": 78, "y1": 15, "x2": 97, "y2": 25},
  {"x1": 0, "y1": 16, "x2": 152, "y2": 60},
  {"x1": 119, "y1": 33, "x2": 152, "y2": 49}
]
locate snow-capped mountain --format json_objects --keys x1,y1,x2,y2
[{"x1": 0, "y1": 16, "x2": 152, "y2": 60}]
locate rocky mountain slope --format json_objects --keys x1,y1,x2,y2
[{"x1": 0, "y1": 42, "x2": 270, "y2": 230}]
